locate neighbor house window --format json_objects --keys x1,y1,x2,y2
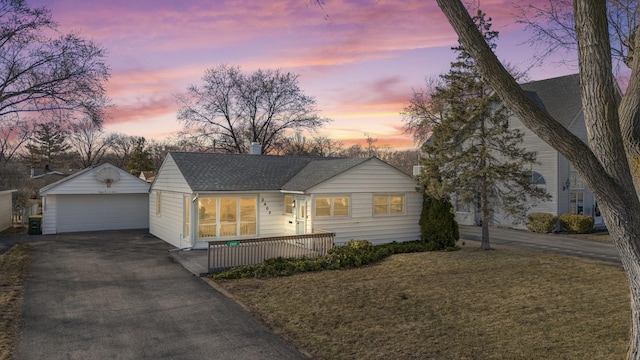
[
  {"x1": 570, "y1": 191, "x2": 585, "y2": 214},
  {"x1": 197, "y1": 196, "x2": 257, "y2": 238},
  {"x1": 569, "y1": 165, "x2": 584, "y2": 189},
  {"x1": 315, "y1": 196, "x2": 350, "y2": 217},
  {"x1": 374, "y1": 195, "x2": 405, "y2": 215},
  {"x1": 531, "y1": 171, "x2": 546, "y2": 186},
  {"x1": 156, "y1": 192, "x2": 161, "y2": 215},
  {"x1": 284, "y1": 195, "x2": 293, "y2": 214},
  {"x1": 453, "y1": 194, "x2": 470, "y2": 213}
]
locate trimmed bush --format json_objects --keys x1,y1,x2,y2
[
  {"x1": 527, "y1": 213, "x2": 557, "y2": 233},
  {"x1": 419, "y1": 193, "x2": 459, "y2": 250},
  {"x1": 348, "y1": 239, "x2": 374, "y2": 251},
  {"x1": 559, "y1": 213, "x2": 594, "y2": 234}
]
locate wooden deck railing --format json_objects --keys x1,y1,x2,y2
[{"x1": 207, "y1": 231, "x2": 335, "y2": 273}]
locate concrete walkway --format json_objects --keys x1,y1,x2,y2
[
  {"x1": 458, "y1": 225, "x2": 620, "y2": 263},
  {"x1": 15, "y1": 230, "x2": 306, "y2": 360}
]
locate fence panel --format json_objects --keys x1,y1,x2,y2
[{"x1": 207, "y1": 231, "x2": 335, "y2": 273}]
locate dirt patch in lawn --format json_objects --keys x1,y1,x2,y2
[
  {"x1": 0, "y1": 244, "x2": 30, "y2": 360},
  {"x1": 218, "y1": 243, "x2": 630, "y2": 360}
]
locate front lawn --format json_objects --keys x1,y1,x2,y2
[{"x1": 218, "y1": 244, "x2": 630, "y2": 359}]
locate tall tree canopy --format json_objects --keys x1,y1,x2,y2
[
  {"x1": 176, "y1": 65, "x2": 329, "y2": 154},
  {"x1": 404, "y1": 10, "x2": 548, "y2": 250},
  {"x1": 436, "y1": 0, "x2": 640, "y2": 357},
  {"x1": 0, "y1": 0, "x2": 110, "y2": 122}
]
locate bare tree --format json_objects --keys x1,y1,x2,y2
[
  {"x1": 67, "y1": 118, "x2": 113, "y2": 168},
  {"x1": 377, "y1": 149, "x2": 420, "y2": 176},
  {"x1": 436, "y1": 0, "x2": 640, "y2": 356},
  {"x1": 402, "y1": 76, "x2": 447, "y2": 144},
  {"x1": 515, "y1": 0, "x2": 639, "y2": 68},
  {"x1": 147, "y1": 139, "x2": 181, "y2": 171},
  {"x1": 310, "y1": 136, "x2": 344, "y2": 157},
  {"x1": 176, "y1": 65, "x2": 330, "y2": 154},
  {"x1": 0, "y1": 0, "x2": 110, "y2": 124},
  {"x1": 107, "y1": 133, "x2": 138, "y2": 169},
  {"x1": 0, "y1": 116, "x2": 33, "y2": 166}
]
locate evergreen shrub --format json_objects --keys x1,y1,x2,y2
[
  {"x1": 419, "y1": 193, "x2": 459, "y2": 250},
  {"x1": 527, "y1": 213, "x2": 557, "y2": 233},
  {"x1": 559, "y1": 213, "x2": 594, "y2": 234}
]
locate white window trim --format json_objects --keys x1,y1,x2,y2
[
  {"x1": 314, "y1": 195, "x2": 351, "y2": 217},
  {"x1": 373, "y1": 194, "x2": 406, "y2": 216},
  {"x1": 197, "y1": 195, "x2": 258, "y2": 239}
]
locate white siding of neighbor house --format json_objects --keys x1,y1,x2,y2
[
  {"x1": 307, "y1": 159, "x2": 422, "y2": 245},
  {"x1": 150, "y1": 154, "x2": 191, "y2": 193},
  {"x1": 0, "y1": 190, "x2": 14, "y2": 232},
  {"x1": 40, "y1": 164, "x2": 150, "y2": 234},
  {"x1": 480, "y1": 111, "x2": 596, "y2": 230},
  {"x1": 149, "y1": 189, "x2": 185, "y2": 248},
  {"x1": 476, "y1": 114, "x2": 561, "y2": 229}
]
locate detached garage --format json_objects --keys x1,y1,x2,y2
[{"x1": 40, "y1": 163, "x2": 150, "y2": 235}]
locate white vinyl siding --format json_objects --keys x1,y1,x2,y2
[
  {"x1": 0, "y1": 191, "x2": 13, "y2": 232},
  {"x1": 39, "y1": 164, "x2": 150, "y2": 235},
  {"x1": 42, "y1": 195, "x2": 57, "y2": 234},
  {"x1": 307, "y1": 158, "x2": 421, "y2": 245},
  {"x1": 150, "y1": 154, "x2": 192, "y2": 193},
  {"x1": 149, "y1": 190, "x2": 184, "y2": 247},
  {"x1": 313, "y1": 192, "x2": 421, "y2": 245}
]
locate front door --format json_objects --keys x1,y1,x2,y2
[{"x1": 295, "y1": 196, "x2": 306, "y2": 235}]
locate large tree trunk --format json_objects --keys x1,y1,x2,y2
[{"x1": 436, "y1": 1, "x2": 640, "y2": 358}]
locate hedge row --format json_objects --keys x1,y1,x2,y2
[
  {"x1": 211, "y1": 239, "x2": 457, "y2": 280},
  {"x1": 527, "y1": 212, "x2": 594, "y2": 234}
]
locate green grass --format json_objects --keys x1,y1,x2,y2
[
  {"x1": 218, "y1": 243, "x2": 630, "y2": 359},
  {"x1": 0, "y1": 244, "x2": 30, "y2": 360}
]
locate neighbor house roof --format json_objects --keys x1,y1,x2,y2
[
  {"x1": 168, "y1": 152, "x2": 373, "y2": 192},
  {"x1": 520, "y1": 73, "x2": 582, "y2": 127}
]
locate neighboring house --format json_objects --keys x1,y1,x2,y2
[
  {"x1": 40, "y1": 163, "x2": 150, "y2": 234},
  {"x1": 453, "y1": 74, "x2": 600, "y2": 228},
  {"x1": 29, "y1": 166, "x2": 77, "y2": 199},
  {"x1": 139, "y1": 171, "x2": 156, "y2": 183},
  {"x1": 150, "y1": 152, "x2": 422, "y2": 249},
  {"x1": 0, "y1": 189, "x2": 16, "y2": 232}
]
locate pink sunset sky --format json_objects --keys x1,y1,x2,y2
[{"x1": 37, "y1": 0, "x2": 579, "y2": 149}]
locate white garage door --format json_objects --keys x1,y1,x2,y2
[{"x1": 56, "y1": 194, "x2": 149, "y2": 233}]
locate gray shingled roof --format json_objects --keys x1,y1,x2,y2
[
  {"x1": 169, "y1": 152, "x2": 373, "y2": 192},
  {"x1": 520, "y1": 73, "x2": 582, "y2": 127}
]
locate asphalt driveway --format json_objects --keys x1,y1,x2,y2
[{"x1": 15, "y1": 230, "x2": 306, "y2": 360}]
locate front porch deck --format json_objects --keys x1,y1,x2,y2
[{"x1": 169, "y1": 231, "x2": 335, "y2": 277}]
